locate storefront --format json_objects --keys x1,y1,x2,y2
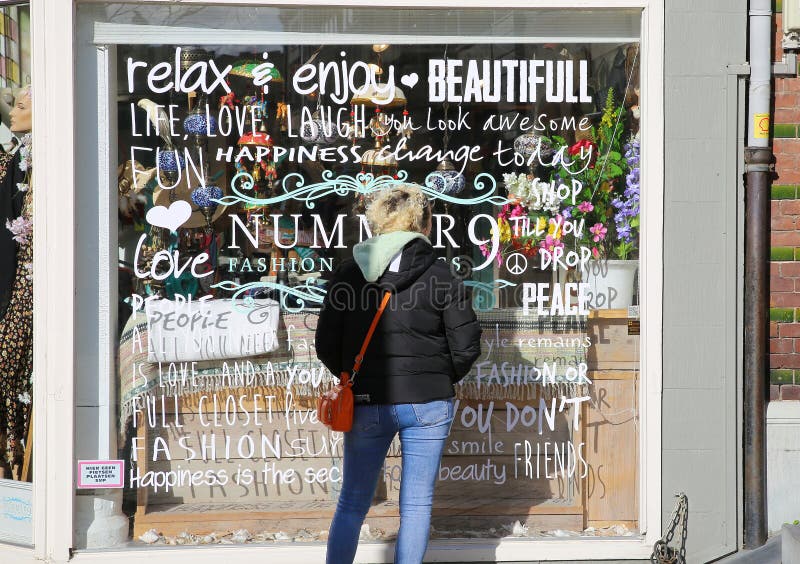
[{"x1": 16, "y1": 1, "x2": 752, "y2": 562}]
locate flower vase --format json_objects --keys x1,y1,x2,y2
[{"x1": 580, "y1": 259, "x2": 638, "y2": 310}]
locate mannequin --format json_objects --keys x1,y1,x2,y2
[{"x1": 0, "y1": 86, "x2": 33, "y2": 479}]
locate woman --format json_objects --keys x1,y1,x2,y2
[
  {"x1": 315, "y1": 184, "x2": 482, "y2": 564},
  {"x1": 0, "y1": 89, "x2": 28, "y2": 316},
  {"x1": 0, "y1": 86, "x2": 33, "y2": 480}
]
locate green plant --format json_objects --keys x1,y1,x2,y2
[{"x1": 548, "y1": 88, "x2": 634, "y2": 259}]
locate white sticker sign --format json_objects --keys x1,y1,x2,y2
[
  {"x1": 77, "y1": 460, "x2": 124, "y2": 489},
  {"x1": 0, "y1": 479, "x2": 32, "y2": 545}
]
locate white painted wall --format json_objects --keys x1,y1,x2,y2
[
  {"x1": 767, "y1": 402, "x2": 800, "y2": 533},
  {"x1": 661, "y1": 0, "x2": 746, "y2": 560}
]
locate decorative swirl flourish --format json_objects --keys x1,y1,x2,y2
[
  {"x1": 214, "y1": 171, "x2": 511, "y2": 208},
  {"x1": 214, "y1": 170, "x2": 407, "y2": 209},
  {"x1": 423, "y1": 172, "x2": 510, "y2": 206},
  {"x1": 244, "y1": 299, "x2": 279, "y2": 325},
  {"x1": 464, "y1": 279, "x2": 517, "y2": 311},
  {"x1": 1, "y1": 496, "x2": 31, "y2": 521},
  {"x1": 211, "y1": 279, "x2": 327, "y2": 313},
  {"x1": 214, "y1": 276, "x2": 515, "y2": 313}
]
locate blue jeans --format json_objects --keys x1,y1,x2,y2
[{"x1": 326, "y1": 398, "x2": 455, "y2": 564}]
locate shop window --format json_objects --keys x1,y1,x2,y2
[
  {"x1": 0, "y1": 1, "x2": 32, "y2": 548},
  {"x1": 76, "y1": 3, "x2": 643, "y2": 554}
]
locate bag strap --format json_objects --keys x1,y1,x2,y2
[{"x1": 351, "y1": 290, "x2": 392, "y2": 380}]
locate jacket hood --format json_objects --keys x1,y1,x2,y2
[{"x1": 353, "y1": 231, "x2": 435, "y2": 290}]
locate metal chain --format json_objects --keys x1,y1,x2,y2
[{"x1": 651, "y1": 493, "x2": 689, "y2": 564}]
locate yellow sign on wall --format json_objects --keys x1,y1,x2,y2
[{"x1": 755, "y1": 113, "x2": 770, "y2": 139}]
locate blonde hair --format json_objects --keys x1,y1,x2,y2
[
  {"x1": 14, "y1": 85, "x2": 31, "y2": 101},
  {"x1": 366, "y1": 183, "x2": 431, "y2": 235}
]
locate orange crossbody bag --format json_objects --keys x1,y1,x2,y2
[{"x1": 317, "y1": 291, "x2": 392, "y2": 432}]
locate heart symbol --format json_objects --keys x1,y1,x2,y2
[
  {"x1": 146, "y1": 200, "x2": 192, "y2": 232},
  {"x1": 400, "y1": 73, "x2": 419, "y2": 89}
]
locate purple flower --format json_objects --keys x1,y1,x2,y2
[
  {"x1": 6, "y1": 215, "x2": 32, "y2": 245},
  {"x1": 624, "y1": 141, "x2": 640, "y2": 171},
  {"x1": 614, "y1": 137, "x2": 641, "y2": 248},
  {"x1": 624, "y1": 140, "x2": 640, "y2": 159}
]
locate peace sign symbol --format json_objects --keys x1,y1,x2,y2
[{"x1": 505, "y1": 252, "x2": 528, "y2": 275}]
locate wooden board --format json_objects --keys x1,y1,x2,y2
[
  {"x1": 586, "y1": 315, "x2": 640, "y2": 371},
  {"x1": 134, "y1": 504, "x2": 584, "y2": 538},
  {"x1": 583, "y1": 375, "x2": 639, "y2": 524}
]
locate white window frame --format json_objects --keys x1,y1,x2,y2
[{"x1": 22, "y1": 0, "x2": 664, "y2": 561}]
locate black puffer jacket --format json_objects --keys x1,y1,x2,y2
[{"x1": 315, "y1": 235, "x2": 482, "y2": 404}]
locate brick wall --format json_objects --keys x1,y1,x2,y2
[{"x1": 770, "y1": 6, "x2": 800, "y2": 400}]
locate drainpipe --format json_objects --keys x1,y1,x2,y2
[{"x1": 743, "y1": 0, "x2": 773, "y2": 549}]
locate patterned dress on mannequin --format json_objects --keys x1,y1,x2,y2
[{"x1": 0, "y1": 147, "x2": 33, "y2": 478}]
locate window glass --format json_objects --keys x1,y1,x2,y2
[
  {"x1": 78, "y1": 4, "x2": 642, "y2": 551},
  {"x1": 0, "y1": 1, "x2": 32, "y2": 548}
]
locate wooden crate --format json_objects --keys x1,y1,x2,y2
[
  {"x1": 583, "y1": 310, "x2": 640, "y2": 530},
  {"x1": 132, "y1": 309, "x2": 639, "y2": 538}
]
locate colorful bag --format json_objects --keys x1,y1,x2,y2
[{"x1": 317, "y1": 291, "x2": 391, "y2": 432}]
